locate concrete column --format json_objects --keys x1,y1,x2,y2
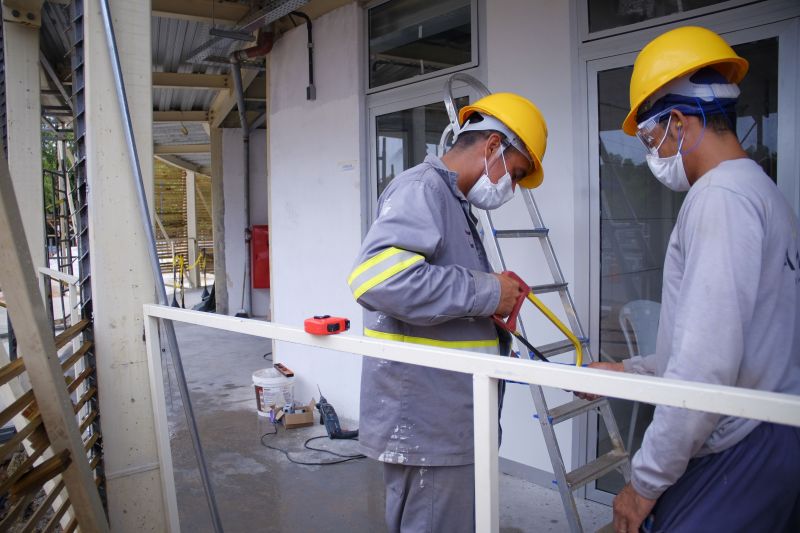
[
  {"x1": 210, "y1": 126, "x2": 228, "y2": 314},
  {"x1": 185, "y1": 170, "x2": 200, "y2": 288},
  {"x1": 2, "y1": 1, "x2": 45, "y2": 277},
  {"x1": 83, "y1": 0, "x2": 168, "y2": 530}
]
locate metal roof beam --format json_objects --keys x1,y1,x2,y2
[
  {"x1": 153, "y1": 110, "x2": 209, "y2": 123},
  {"x1": 152, "y1": 72, "x2": 229, "y2": 90},
  {"x1": 154, "y1": 154, "x2": 211, "y2": 177},
  {"x1": 151, "y1": 0, "x2": 249, "y2": 24},
  {"x1": 155, "y1": 154, "x2": 200, "y2": 173},
  {"x1": 154, "y1": 144, "x2": 210, "y2": 155}
]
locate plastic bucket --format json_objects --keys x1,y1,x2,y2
[{"x1": 252, "y1": 368, "x2": 295, "y2": 416}]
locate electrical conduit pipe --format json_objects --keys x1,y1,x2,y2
[{"x1": 230, "y1": 27, "x2": 274, "y2": 318}]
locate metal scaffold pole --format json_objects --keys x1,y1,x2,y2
[{"x1": 98, "y1": 1, "x2": 224, "y2": 530}]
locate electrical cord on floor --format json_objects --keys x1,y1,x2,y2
[{"x1": 260, "y1": 423, "x2": 366, "y2": 466}]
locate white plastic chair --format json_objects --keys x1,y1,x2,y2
[{"x1": 618, "y1": 299, "x2": 661, "y2": 451}]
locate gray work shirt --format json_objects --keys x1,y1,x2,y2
[
  {"x1": 349, "y1": 155, "x2": 507, "y2": 467},
  {"x1": 624, "y1": 158, "x2": 800, "y2": 499}
]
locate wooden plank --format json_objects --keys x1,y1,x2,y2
[
  {"x1": 79, "y1": 411, "x2": 98, "y2": 434},
  {"x1": 67, "y1": 367, "x2": 94, "y2": 395},
  {"x1": 63, "y1": 518, "x2": 78, "y2": 533},
  {"x1": 10, "y1": 449, "x2": 72, "y2": 499},
  {"x1": 0, "y1": 415, "x2": 42, "y2": 461},
  {"x1": 42, "y1": 494, "x2": 71, "y2": 533},
  {"x1": 54, "y1": 319, "x2": 90, "y2": 350},
  {"x1": 0, "y1": 439, "x2": 48, "y2": 496},
  {"x1": 60, "y1": 341, "x2": 92, "y2": 372},
  {"x1": 155, "y1": 154, "x2": 203, "y2": 175},
  {"x1": 0, "y1": 389, "x2": 35, "y2": 428},
  {"x1": 73, "y1": 387, "x2": 97, "y2": 415},
  {"x1": 83, "y1": 431, "x2": 100, "y2": 452},
  {"x1": 19, "y1": 479, "x2": 64, "y2": 533},
  {"x1": 154, "y1": 144, "x2": 210, "y2": 155},
  {"x1": 0, "y1": 492, "x2": 37, "y2": 531},
  {"x1": 152, "y1": 72, "x2": 228, "y2": 90},
  {"x1": 0, "y1": 358, "x2": 26, "y2": 387},
  {"x1": 0, "y1": 149, "x2": 108, "y2": 531}
]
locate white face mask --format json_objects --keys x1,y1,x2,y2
[
  {"x1": 645, "y1": 129, "x2": 690, "y2": 192},
  {"x1": 467, "y1": 149, "x2": 515, "y2": 210}
]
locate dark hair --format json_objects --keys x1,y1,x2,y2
[
  {"x1": 451, "y1": 129, "x2": 494, "y2": 150},
  {"x1": 704, "y1": 111, "x2": 737, "y2": 134}
]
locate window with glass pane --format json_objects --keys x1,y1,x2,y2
[
  {"x1": 375, "y1": 97, "x2": 467, "y2": 197},
  {"x1": 368, "y1": 0, "x2": 472, "y2": 89},
  {"x1": 594, "y1": 37, "x2": 779, "y2": 495},
  {"x1": 588, "y1": 0, "x2": 730, "y2": 34}
]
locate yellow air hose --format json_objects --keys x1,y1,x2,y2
[{"x1": 525, "y1": 291, "x2": 583, "y2": 367}]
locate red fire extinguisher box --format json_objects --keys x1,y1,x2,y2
[{"x1": 251, "y1": 225, "x2": 270, "y2": 289}]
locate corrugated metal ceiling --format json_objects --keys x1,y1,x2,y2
[{"x1": 37, "y1": 0, "x2": 351, "y2": 174}]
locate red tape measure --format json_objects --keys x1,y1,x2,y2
[{"x1": 304, "y1": 315, "x2": 350, "y2": 335}]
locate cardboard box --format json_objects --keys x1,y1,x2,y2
[{"x1": 276, "y1": 398, "x2": 317, "y2": 429}]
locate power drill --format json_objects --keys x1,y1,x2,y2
[{"x1": 316, "y1": 386, "x2": 358, "y2": 440}]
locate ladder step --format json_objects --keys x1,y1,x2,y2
[
  {"x1": 536, "y1": 338, "x2": 588, "y2": 359},
  {"x1": 494, "y1": 229, "x2": 548, "y2": 238},
  {"x1": 566, "y1": 449, "x2": 628, "y2": 490},
  {"x1": 530, "y1": 282, "x2": 568, "y2": 294},
  {"x1": 547, "y1": 398, "x2": 605, "y2": 425}
]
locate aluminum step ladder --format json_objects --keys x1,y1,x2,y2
[{"x1": 440, "y1": 74, "x2": 630, "y2": 533}]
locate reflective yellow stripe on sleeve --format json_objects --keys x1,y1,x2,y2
[
  {"x1": 364, "y1": 328, "x2": 500, "y2": 353},
  {"x1": 348, "y1": 247, "x2": 424, "y2": 299}
]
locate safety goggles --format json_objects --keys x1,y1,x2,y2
[{"x1": 636, "y1": 109, "x2": 674, "y2": 156}]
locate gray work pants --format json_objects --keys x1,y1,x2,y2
[{"x1": 383, "y1": 463, "x2": 474, "y2": 533}]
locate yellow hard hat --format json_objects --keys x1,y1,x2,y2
[
  {"x1": 459, "y1": 93, "x2": 547, "y2": 189},
  {"x1": 622, "y1": 26, "x2": 748, "y2": 135}
]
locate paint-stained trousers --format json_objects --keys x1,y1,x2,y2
[
  {"x1": 648, "y1": 422, "x2": 800, "y2": 533},
  {"x1": 384, "y1": 463, "x2": 474, "y2": 533}
]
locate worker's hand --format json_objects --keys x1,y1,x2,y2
[
  {"x1": 613, "y1": 483, "x2": 656, "y2": 533},
  {"x1": 493, "y1": 273, "x2": 523, "y2": 317},
  {"x1": 574, "y1": 361, "x2": 625, "y2": 401}
]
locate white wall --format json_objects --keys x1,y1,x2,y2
[
  {"x1": 223, "y1": 128, "x2": 270, "y2": 317},
  {"x1": 486, "y1": 0, "x2": 579, "y2": 477},
  {"x1": 268, "y1": 3, "x2": 365, "y2": 421}
]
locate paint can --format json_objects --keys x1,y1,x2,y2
[{"x1": 252, "y1": 368, "x2": 295, "y2": 417}]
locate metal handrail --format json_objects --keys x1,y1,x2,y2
[{"x1": 143, "y1": 304, "x2": 800, "y2": 533}]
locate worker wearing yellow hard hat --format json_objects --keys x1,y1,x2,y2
[
  {"x1": 587, "y1": 26, "x2": 800, "y2": 533},
  {"x1": 349, "y1": 91, "x2": 547, "y2": 532},
  {"x1": 458, "y1": 92, "x2": 548, "y2": 189}
]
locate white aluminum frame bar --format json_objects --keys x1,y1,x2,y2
[{"x1": 143, "y1": 304, "x2": 800, "y2": 531}]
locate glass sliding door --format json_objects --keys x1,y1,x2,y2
[{"x1": 375, "y1": 97, "x2": 467, "y2": 197}]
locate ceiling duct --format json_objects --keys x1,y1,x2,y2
[{"x1": 185, "y1": 0, "x2": 309, "y2": 65}]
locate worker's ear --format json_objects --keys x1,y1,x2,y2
[
  {"x1": 484, "y1": 132, "x2": 503, "y2": 160},
  {"x1": 669, "y1": 109, "x2": 687, "y2": 138}
]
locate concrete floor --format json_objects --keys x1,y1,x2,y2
[{"x1": 163, "y1": 289, "x2": 612, "y2": 532}]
